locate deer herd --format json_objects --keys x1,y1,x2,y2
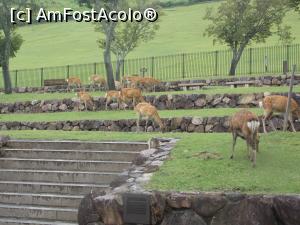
[{"x1": 66, "y1": 75, "x2": 300, "y2": 168}]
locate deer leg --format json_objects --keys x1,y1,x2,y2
[
  {"x1": 136, "y1": 114, "x2": 141, "y2": 133},
  {"x1": 264, "y1": 111, "x2": 274, "y2": 133},
  {"x1": 288, "y1": 113, "x2": 297, "y2": 132},
  {"x1": 84, "y1": 101, "x2": 88, "y2": 111},
  {"x1": 230, "y1": 132, "x2": 237, "y2": 159},
  {"x1": 246, "y1": 140, "x2": 251, "y2": 160},
  {"x1": 252, "y1": 148, "x2": 257, "y2": 168}
]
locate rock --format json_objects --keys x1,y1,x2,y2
[
  {"x1": 222, "y1": 97, "x2": 231, "y2": 104},
  {"x1": 0, "y1": 135, "x2": 10, "y2": 148},
  {"x1": 151, "y1": 192, "x2": 166, "y2": 225},
  {"x1": 59, "y1": 104, "x2": 68, "y2": 111},
  {"x1": 133, "y1": 148, "x2": 157, "y2": 166},
  {"x1": 192, "y1": 117, "x2": 204, "y2": 126},
  {"x1": 195, "y1": 98, "x2": 207, "y2": 107},
  {"x1": 167, "y1": 193, "x2": 192, "y2": 209},
  {"x1": 18, "y1": 87, "x2": 26, "y2": 93},
  {"x1": 238, "y1": 94, "x2": 256, "y2": 105},
  {"x1": 161, "y1": 210, "x2": 207, "y2": 225},
  {"x1": 78, "y1": 193, "x2": 101, "y2": 225},
  {"x1": 211, "y1": 197, "x2": 276, "y2": 225},
  {"x1": 212, "y1": 97, "x2": 223, "y2": 106},
  {"x1": 94, "y1": 194, "x2": 123, "y2": 225},
  {"x1": 192, "y1": 193, "x2": 227, "y2": 217},
  {"x1": 273, "y1": 195, "x2": 300, "y2": 225},
  {"x1": 110, "y1": 103, "x2": 119, "y2": 110}
]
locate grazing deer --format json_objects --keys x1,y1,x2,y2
[
  {"x1": 259, "y1": 95, "x2": 300, "y2": 133},
  {"x1": 139, "y1": 77, "x2": 161, "y2": 92},
  {"x1": 122, "y1": 76, "x2": 141, "y2": 88},
  {"x1": 76, "y1": 91, "x2": 94, "y2": 111},
  {"x1": 66, "y1": 76, "x2": 81, "y2": 92},
  {"x1": 104, "y1": 90, "x2": 121, "y2": 110},
  {"x1": 134, "y1": 102, "x2": 165, "y2": 132},
  {"x1": 89, "y1": 75, "x2": 106, "y2": 91},
  {"x1": 230, "y1": 109, "x2": 260, "y2": 168},
  {"x1": 120, "y1": 88, "x2": 145, "y2": 108}
]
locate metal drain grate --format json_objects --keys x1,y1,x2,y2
[{"x1": 123, "y1": 193, "x2": 151, "y2": 224}]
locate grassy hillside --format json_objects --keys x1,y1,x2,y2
[{"x1": 10, "y1": 1, "x2": 300, "y2": 70}]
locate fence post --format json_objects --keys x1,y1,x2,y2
[
  {"x1": 15, "y1": 70, "x2": 18, "y2": 88},
  {"x1": 249, "y1": 48, "x2": 252, "y2": 75},
  {"x1": 40, "y1": 68, "x2": 44, "y2": 87},
  {"x1": 67, "y1": 65, "x2": 70, "y2": 78},
  {"x1": 182, "y1": 53, "x2": 185, "y2": 79},
  {"x1": 215, "y1": 51, "x2": 218, "y2": 76},
  {"x1": 151, "y1": 56, "x2": 154, "y2": 77},
  {"x1": 94, "y1": 63, "x2": 97, "y2": 74}
]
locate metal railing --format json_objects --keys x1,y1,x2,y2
[{"x1": 1, "y1": 43, "x2": 299, "y2": 88}]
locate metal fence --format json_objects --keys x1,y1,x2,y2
[{"x1": 1, "y1": 43, "x2": 300, "y2": 88}]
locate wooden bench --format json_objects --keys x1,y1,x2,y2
[
  {"x1": 44, "y1": 79, "x2": 67, "y2": 87},
  {"x1": 225, "y1": 80, "x2": 258, "y2": 88},
  {"x1": 178, "y1": 82, "x2": 207, "y2": 91}
]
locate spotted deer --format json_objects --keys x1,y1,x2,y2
[
  {"x1": 134, "y1": 102, "x2": 165, "y2": 132},
  {"x1": 119, "y1": 88, "x2": 145, "y2": 107},
  {"x1": 66, "y1": 76, "x2": 81, "y2": 92},
  {"x1": 230, "y1": 109, "x2": 260, "y2": 168},
  {"x1": 89, "y1": 75, "x2": 106, "y2": 91},
  {"x1": 104, "y1": 90, "x2": 121, "y2": 110},
  {"x1": 259, "y1": 95, "x2": 300, "y2": 133},
  {"x1": 76, "y1": 91, "x2": 94, "y2": 111}
]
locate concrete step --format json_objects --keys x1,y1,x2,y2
[
  {"x1": 0, "y1": 203, "x2": 77, "y2": 221},
  {"x1": 0, "y1": 192, "x2": 83, "y2": 208},
  {"x1": 0, "y1": 217, "x2": 77, "y2": 225},
  {"x1": 0, "y1": 158, "x2": 132, "y2": 172},
  {"x1": 0, "y1": 181, "x2": 108, "y2": 195},
  {"x1": 2, "y1": 148, "x2": 139, "y2": 161},
  {"x1": 0, "y1": 169, "x2": 119, "y2": 184},
  {"x1": 7, "y1": 139, "x2": 148, "y2": 152}
]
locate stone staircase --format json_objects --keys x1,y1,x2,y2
[{"x1": 0, "y1": 140, "x2": 147, "y2": 225}]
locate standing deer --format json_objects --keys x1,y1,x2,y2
[
  {"x1": 89, "y1": 75, "x2": 106, "y2": 91},
  {"x1": 259, "y1": 95, "x2": 300, "y2": 133},
  {"x1": 230, "y1": 109, "x2": 260, "y2": 168},
  {"x1": 76, "y1": 91, "x2": 94, "y2": 111},
  {"x1": 134, "y1": 102, "x2": 165, "y2": 132},
  {"x1": 104, "y1": 90, "x2": 121, "y2": 110},
  {"x1": 119, "y1": 88, "x2": 145, "y2": 108},
  {"x1": 66, "y1": 76, "x2": 81, "y2": 92}
]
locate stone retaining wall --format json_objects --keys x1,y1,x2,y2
[
  {"x1": 2, "y1": 92, "x2": 299, "y2": 114},
  {"x1": 1, "y1": 116, "x2": 299, "y2": 133},
  {"x1": 1, "y1": 74, "x2": 300, "y2": 94},
  {"x1": 79, "y1": 191, "x2": 300, "y2": 225}
]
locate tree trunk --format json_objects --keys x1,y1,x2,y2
[
  {"x1": 104, "y1": 48, "x2": 115, "y2": 90},
  {"x1": 2, "y1": 59, "x2": 12, "y2": 94},
  {"x1": 115, "y1": 56, "x2": 124, "y2": 82},
  {"x1": 2, "y1": 30, "x2": 12, "y2": 94},
  {"x1": 103, "y1": 24, "x2": 116, "y2": 90},
  {"x1": 229, "y1": 45, "x2": 246, "y2": 76}
]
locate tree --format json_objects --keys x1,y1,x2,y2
[
  {"x1": 97, "y1": 0, "x2": 160, "y2": 81},
  {"x1": 78, "y1": 0, "x2": 121, "y2": 90},
  {"x1": 0, "y1": 0, "x2": 37, "y2": 93},
  {"x1": 204, "y1": 0, "x2": 292, "y2": 76},
  {"x1": 289, "y1": 0, "x2": 300, "y2": 10}
]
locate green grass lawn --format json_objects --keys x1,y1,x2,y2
[
  {"x1": 0, "y1": 108, "x2": 262, "y2": 122},
  {"x1": 9, "y1": 2, "x2": 300, "y2": 70},
  {"x1": 1, "y1": 85, "x2": 299, "y2": 103},
  {"x1": 1, "y1": 130, "x2": 299, "y2": 194}
]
